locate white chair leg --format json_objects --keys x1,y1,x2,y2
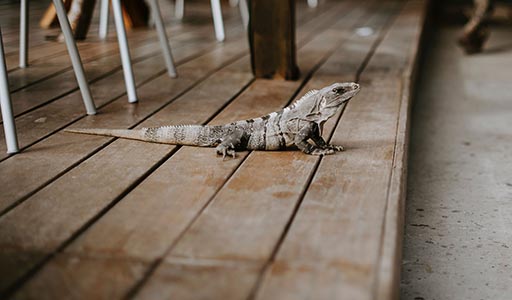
[
  {"x1": 99, "y1": 0, "x2": 110, "y2": 39},
  {"x1": 111, "y1": 0, "x2": 138, "y2": 103},
  {"x1": 148, "y1": 0, "x2": 177, "y2": 78},
  {"x1": 52, "y1": 0, "x2": 96, "y2": 115},
  {"x1": 210, "y1": 0, "x2": 225, "y2": 42},
  {"x1": 175, "y1": 0, "x2": 184, "y2": 20},
  {"x1": 19, "y1": 0, "x2": 28, "y2": 68},
  {"x1": 307, "y1": 0, "x2": 318, "y2": 8},
  {"x1": 0, "y1": 28, "x2": 20, "y2": 154},
  {"x1": 239, "y1": 0, "x2": 249, "y2": 30},
  {"x1": 229, "y1": 0, "x2": 239, "y2": 7}
]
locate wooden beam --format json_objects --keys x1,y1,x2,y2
[{"x1": 249, "y1": 0, "x2": 300, "y2": 80}]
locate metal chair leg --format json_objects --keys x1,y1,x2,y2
[
  {"x1": 175, "y1": 0, "x2": 184, "y2": 20},
  {"x1": 239, "y1": 0, "x2": 249, "y2": 30},
  {"x1": 0, "y1": 28, "x2": 20, "y2": 154},
  {"x1": 19, "y1": 0, "x2": 28, "y2": 68},
  {"x1": 52, "y1": 0, "x2": 96, "y2": 115},
  {"x1": 111, "y1": 0, "x2": 138, "y2": 103},
  {"x1": 99, "y1": 0, "x2": 110, "y2": 39},
  {"x1": 149, "y1": 0, "x2": 177, "y2": 78},
  {"x1": 308, "y1": 0, "x2": 318, "y2": 8},
  {"x1": 210, "y1": 0, "x2": 225, "y2": 42}
]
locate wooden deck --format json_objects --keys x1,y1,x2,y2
[{"x1": 0, "y1": 0, "x2": 427, "y2": 299}]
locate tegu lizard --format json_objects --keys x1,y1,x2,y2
[{"x1": 65, "y1": 82, "x2": 360, "y2": 158}]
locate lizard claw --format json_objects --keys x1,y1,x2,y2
[
  {"x1": 216, "y1": 144, "x2": 237, "y2": 160},
  {"x1": 330, "y1": 145, "x2": 344, "y2": 152},
  {"x1": 310, "y1": 148, "x2": 336, "y2": 156}
]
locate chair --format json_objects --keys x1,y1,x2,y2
[
  {"x1": 175, "y1": 0, "x2": 226, "y2": 41},
  {"x1": 0, "y1": 27, "x2": 19, "y2": 154},
  {"x1": 1, "y1": 0, "x2": 97, "y2": 154},
  {"x1": 18, "y1": 0, "x2": 96, "y2": 115},
  {"x1": 97, "y1": 0, "x2": 177, "y2": 103}
]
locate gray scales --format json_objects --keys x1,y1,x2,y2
[{"x1": 65, "y1": 83, "x2": 360, "y2": 158}]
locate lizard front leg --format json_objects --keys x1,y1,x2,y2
[
  {"x1": 311, "y1": 134, "x2": 344, "y2": 152},
  {"x1": 294, "y1": 123, "x2": 337, "y2": 156}
]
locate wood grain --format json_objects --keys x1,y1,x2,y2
[
  {"x1": 0, "y1": 2, "x2": 344, "y2": 297},
  {"x1": 0, "y1": 0, "x2": 339, "y2": 216},
  {"x1": 0, "y1": 1, "x2": 428, "y2": 299},
  {"x1": 255, "y1": 2, "x2": 427, "y2": 300},
  {"x1": 7, "y1": 3, "x2": 370, "y2": 299}
]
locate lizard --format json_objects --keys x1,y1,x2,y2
[{"x1": 65, "y1": 82, "x2": 360, "y2": 158}]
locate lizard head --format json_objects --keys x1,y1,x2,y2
[
  {"x1": 319, "y1": 82, "x2": 360, "y2": 109},
  {"x1": 300, "y1": 82, "x2": 360, "y2": 123}
]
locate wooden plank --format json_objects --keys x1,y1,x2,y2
[
  {"x1": 2, "y1": 57, "x2": 253, "y2": 299},
  {"x1": 1, "y1": 0, "x2": 308, "y2": 71},
  {"x1": 4, "y1": 2, "x2": 370, "y2": 299},
  {"x1": 249, "y1": 0, "x2": 300, "y2": 79},
  {"x1": 0, "y1": 29, "x2": 246, "y2": 154},
  {"x1": 1, "y1": 16, "x2": 245, "y2": 121},
  {"x1": 0, "y1": 2, "x2": 346, "y2": 296},
  {"x1": 1, "y1": 0, "x2": 237, "y2": 71},
  {"x1": 6, "y1": 14, "x2": 242, "y2": 92},
  {"x1": 1, "y1": 0, "x2": 325, "y2": 116},
  {"x1": 133, "y1": 4, "x2": 398, "y2": 300},
  {"x1": 255, "y1": 1, "x2": 427, "y2": 300},
  {"x1": 0, "y1": 0, "x2": 337, "y2": 209},
  {"x1": 0, "y1": 36, "x2": 248, "y2": 214},
  {"x1": 375, "y1": 1, "x2": 428, "y2": 299},
  {"x1": 5, "y1": 0, "x2": 324, "y2": 92},
  {"x1": 254, "y1": 78, "x2": 402, "y2": 300}
]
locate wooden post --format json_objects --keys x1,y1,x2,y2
[
  {"x1": 122, "y1": 0, "x2": 150, "y2": 28},
  {"x1": 249, "y1": 0, "x2": 300, "y2": 80},
  {"x1": 70, "y1": 0, "x2": 98, "y2": 40}
]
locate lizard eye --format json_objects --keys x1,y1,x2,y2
[{"x1": 332, "y1": 88, "x2": 338, "y2": 93}]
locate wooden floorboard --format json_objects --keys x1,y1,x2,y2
[
  {"x1": 0, "y1": 0, "x2": 337, "y2": 216},
  {"x1": 0, "y1": 0, "x2": 331, "y2": 156},
  {"x1": 256, "y1": 2, "x2": 427, "y2": 300},
  {"x1": 1, "y1": 13, "x2": 246, "y2": 122},
  {"x1": 0, "y1": 0, "x2": 428, "y2": 299},
  {"x1": 0, "y1": 0, "x2": 348, "y2": 296}
]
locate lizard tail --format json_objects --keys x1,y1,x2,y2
[
  {"x1": 64, "y1": 125, "x2": 222, "y2": 146},
  {"x1": 64, "y1": 128, "x2": 146, "y2": 141}
]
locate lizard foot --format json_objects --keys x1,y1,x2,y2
[
  {"x1": 324, "y1": 144, "x2": 344, "y2": 152},
  {"x1": 216, "y1": 143, "x2": 236, "y2": 160},
  {"x1": 310, "y1": 148, "x2": 336, "y2": 156}
]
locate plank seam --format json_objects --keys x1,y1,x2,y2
[
  {"x1": 0, "y1": 51, "x2": 247, "y2": 216},
  {"x1": 125, "y1": 2, "x2": 365, "y2": 298},
  {"x1": 246, "y1": 1, "x2": 405, "y2": 299},
  {"x1": 0, "y1": 71, "x2": 256, "y2": 300}
]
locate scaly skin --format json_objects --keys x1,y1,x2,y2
[{"x1": 65, "y1": 82, "x2": 361, "y2": 158}]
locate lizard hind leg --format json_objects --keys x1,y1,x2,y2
[{"x1": 215, "y1": 129, "x2": 246, "y2": 159}]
